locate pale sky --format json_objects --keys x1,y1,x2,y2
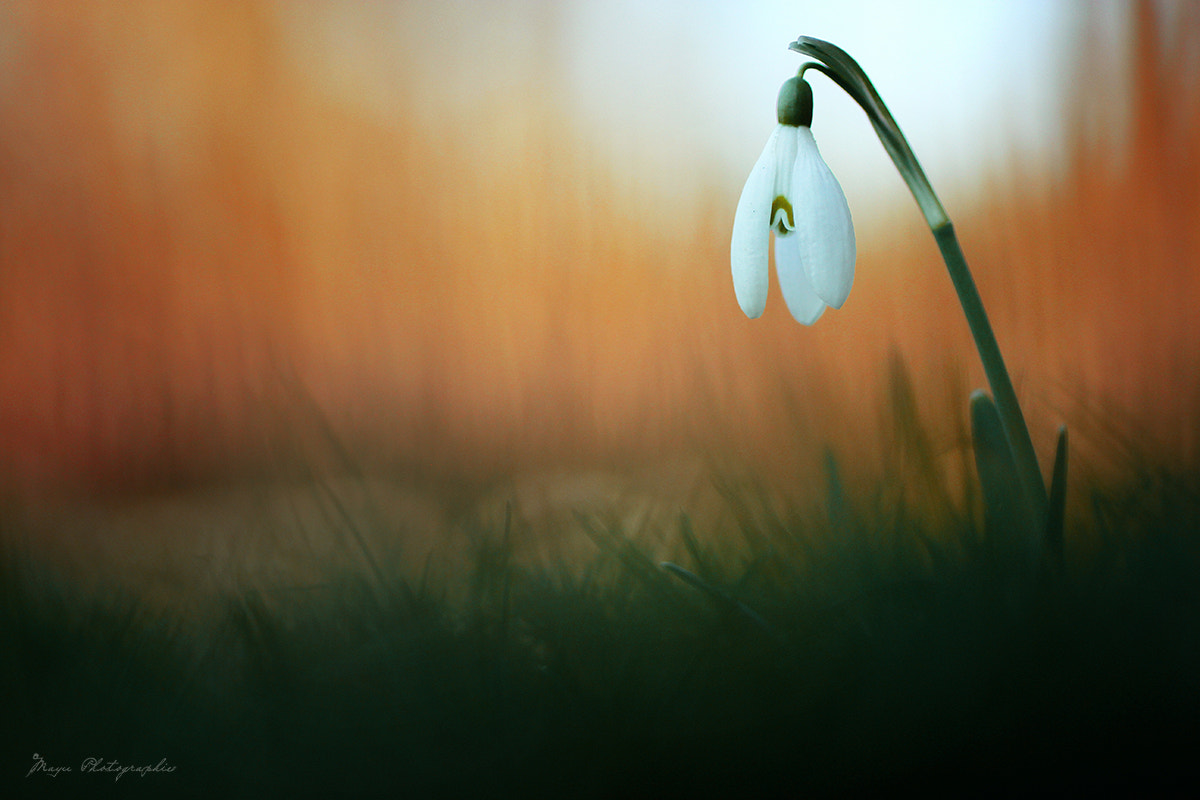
[
  {"x1": 291, "y1": 0, "x2": 1088, "y2": 220},
  {"x1": 559, "y1": 0, "x2": 1079, "y2": 217}
]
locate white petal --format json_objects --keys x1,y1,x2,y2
[
  {"x1": 730, "y1": 127, "x2": 782, "y2": 318},
  {"x1": 791, "y1": 127, "x2": 856, "y2": 309},
  {"x1": 774, "y1": 232, "x2": 826, "y2": 325}
]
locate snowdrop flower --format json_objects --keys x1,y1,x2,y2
[{"x1": 731, "y1": 76, "x2": 855, "y2": 324}]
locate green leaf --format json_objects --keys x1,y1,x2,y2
[{"x1": 970, "y1": 390, "x2": 1039, "y2": 570}]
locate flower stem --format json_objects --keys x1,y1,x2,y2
[
  {"x1": 791, "y1": 36, "x2": 1049, "y2": 526},
  {"x1": 933, "y1": 222, "x2": 1048, "y2": 521}
]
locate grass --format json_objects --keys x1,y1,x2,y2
[{"x1": 4, "y1": 391, "x2": 1200, "y2": 798}]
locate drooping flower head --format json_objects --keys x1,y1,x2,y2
[{"x1": 731, "y1": 75, "x2": 856, "y2": 324}]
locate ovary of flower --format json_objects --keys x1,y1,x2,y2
[{"x1": 731, "y1": 110, "x2": 856, "y2": 325}]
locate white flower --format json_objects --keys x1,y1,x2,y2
[{"x1": 731, "y1": 77, "x2": 856, "y2": 325}]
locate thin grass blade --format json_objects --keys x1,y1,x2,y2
[{"x1": 1045, "y1": 425, "x2": 1069, "y2": 573}]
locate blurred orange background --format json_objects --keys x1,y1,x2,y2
[{"x1": 0, "y1": 0, "x2": 1197, "y2": 507}]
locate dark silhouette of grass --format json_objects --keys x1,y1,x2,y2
[{"x1": 4, "y1": 393, "x2": 1199, "y2": 798}]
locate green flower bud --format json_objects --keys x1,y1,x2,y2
[{"x1": 776, "y1": 76, "x2": 813, "y2": 128}]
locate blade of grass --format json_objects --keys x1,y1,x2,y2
[
  {"x1": 1046, "y1": 426, "x2": 1069, "y2": 574},
  {"x1": 659, "y1": 562, "x2": 782, "y2": 643}
]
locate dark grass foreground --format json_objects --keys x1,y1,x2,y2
[{"x1": 3, "y1": 460, "x2": 1200, "y2": 798}]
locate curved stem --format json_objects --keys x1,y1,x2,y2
[
  {"x1": 791, "y1": 36, "x2": 1048, "y2": 523},
  {"x1": 933, "y1": 223, "x2": 1048, "y2": 520}
]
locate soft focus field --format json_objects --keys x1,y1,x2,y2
[
  {"x1": 3, "y1": 445, "x2": 1199, "y2": 797},
  {"x1": 1, "y1": 1, "x2": 1196, "y2": 504},
  {"x1": 2, "y1": 1, "x2": 1200, "y2": 795}
]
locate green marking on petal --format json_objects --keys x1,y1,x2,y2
[{"x1": 771, "y1": 195, "x2": 795, "y2": 234}]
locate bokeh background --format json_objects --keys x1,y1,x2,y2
[{"x1": 0, "y1": 0, "x2": 1197, "y2": 518}]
